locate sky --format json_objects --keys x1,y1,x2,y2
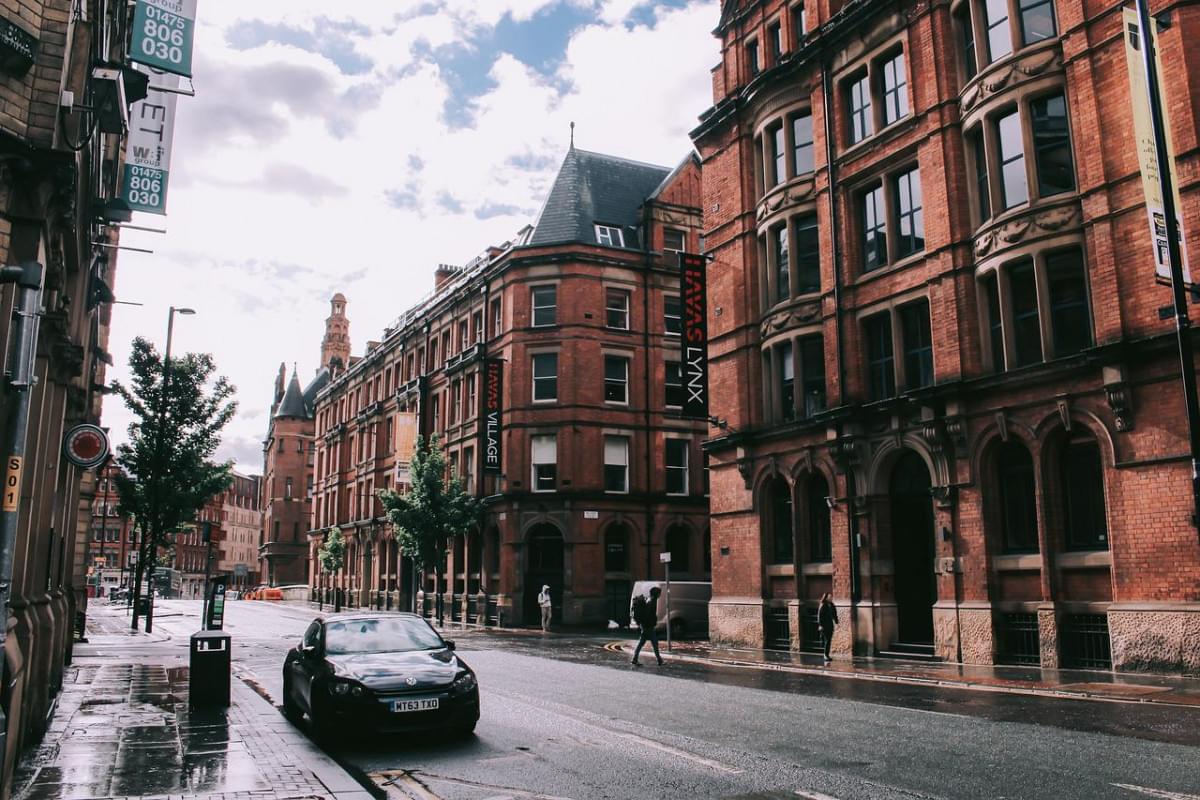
[{"x1": 104, "y1": 0, "x2": 721, "y2": 472}]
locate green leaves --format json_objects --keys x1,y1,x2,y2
[
  {"x1": 379, "y1": 434, "x2": 482, "y2": 574},
  {"x1": 319, "y1": 527, "x2": 346, "y2": 574}
]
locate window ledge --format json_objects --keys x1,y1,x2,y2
[
  {"x1": 837, "y1": 115, "x2": 918, "y2": 165},
  {"x1": 766, "y1": 563, "x2": 795, "y2": 576},
  {"x1": 801, "y1": 562, "x2": 833, "y2": 576},
  {"x1": 1056, "y1": 549, "x2": 1111, "y2": 569},
  {"x1": 854, "y1": 249, "x2": 926, "y2": 286},
  {"x1": 994, "y1": 553, "x2": 1041, "y2": 571}
]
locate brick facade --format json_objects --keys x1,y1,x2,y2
[{"x1": 692, "y1": 0, "x2": 1200, "y2": 671}]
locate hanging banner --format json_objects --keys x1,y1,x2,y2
[
  {"x1": 481, "y1": 359, "x2": 503, "y2": 474},
  {"x1": 130, "y1": 0, "x2": 197, "y2": 77},
  {"x1": 1123, "y1": 7, "x2": 1192, "y2": 286},
  {"x1": 393, "y1": 411, "x2": 418, "y2": 486},
  {"x1": 121, "y1": 73, "x2": 178, "y2": 215},
  {"x1": 680, "y1": 252, "x2": 710, "y2": 420}
]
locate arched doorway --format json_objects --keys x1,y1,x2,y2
[
  {"x1": 603, "y1": 523, "x2": 632, "y2": 625},
  {"x1": 889, "y1": 450, "x2": 936, "y2": 645},
  {"x1": 523, "y1": 524, "x2": 564, "y2": 625}
]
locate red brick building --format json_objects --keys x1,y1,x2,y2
[
  {"x1": 258, "y1": 299, "x2": 342, "y2": 586},
  {"x1": 87, "y1": 463, "x2": 136, "y2": 596},
  {"x1": 218, "y1": 471, "x2": 263, "y2": 591},
  {"x1": 309, "y1": 146, "x2": 711, "y2": 627},
  {"x1": 692, "y1": 0, "x2": 1200, "y2": 671}
]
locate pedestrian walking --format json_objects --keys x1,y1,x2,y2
[
  {"x1": 538, "y1": 584, "x2": 552, "y2": 632},
  {"x1": 818, "y1": 592, "x2": 838, "y2": 663},
  {"x1": 631, "y1": 586, "x2": 663, "y2": 666}
]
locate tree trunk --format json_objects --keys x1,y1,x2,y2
[
  {"x1": 130, "y1": 540, "x2": 146, "y2": 631},
  {"x1": 144, "y1": 537, "x2": 158, "y2": 634},
  {"x1": 436, "y1": 549, "x2": 446, "y2": 628}
]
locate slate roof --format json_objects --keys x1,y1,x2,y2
[
  {"x1": 301, "y1": 368, "x2": 330, "y2": 416},
  {"x1": 528, "y1": 147, "x2": 672, "y2": 251},
  {"x1": 275, "y1": 371, "x2": 308, "y2": 419}
]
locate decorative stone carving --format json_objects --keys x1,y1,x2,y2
[
  {"x1": 737, "y1": 457, "x2": 752, "y2": 489},
  {"x1": 1103, "y1": 365, "x2": 1134, "y2": 432},
  {"x1": 945, "y1": 416, "x2": 968, "y2": 457},
  {"x1": 960, "y1": 47, "x2": 1063, "y2": 115},
  {"x1": 830, "y1": 436, "x2": 860, "y2": 473},
  {"x1": 973, "y1": 203, "x2": 1080, "y2": 259},
  {"x1": 994, "y1": 411, "x2": 1009, "y2": 442},
  {"x1": 755, "y1": 179, "x2": 817, "y2": 223},
  {"x1": 1056, "y1": 397, "x2": 1071, "y2": 431},
  {"x1": 760, "y1": 300, "x2": 822, "y2": 336},
  {"x1": 922, "y1": 419, "x2": 945, "y2": 455},
  {"x1": 930, "y1": 484, "x2": 956, "y2": 509}
]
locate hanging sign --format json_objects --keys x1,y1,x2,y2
[
  {"x1": 1123, "y1": 7, "x2": 1192, "y2": 286},
  {"x1": 0, "y1": 16, "x2": 37, "y2": 76},
  {"x1": 130, "y1": 0, "x2": 197, "y2": 77},
  {"x1": 481, "y1": 359, "x2": 503, "y2": 474},
  {"x1": 63, "y1": 424, "x2": 110, "y2": 469},
  {"x1": 121, "y1": 73, "x2": 178, "y2": 215},
  {"x1": 679, "y1": 252, "x2": 710, "y2": 420}
]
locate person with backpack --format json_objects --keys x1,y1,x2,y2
[
  {"x1": 538, "y1": 584, "x2": 553, "y2": 632},
  {"x1": 818, "y1": 592, "x2": 839, "y2": 663},
  {"x1": 630, "y1": 586, "x2": 663, "y2": 666}
]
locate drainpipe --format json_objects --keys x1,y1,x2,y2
[
  {"x1": 821, "y1": 60, "x2": 860, "y2": 605},
  {"x1": 0, "y1": 261, "x2": 44, "y2": 786},
  {"x1": 642, "y1": 207, "x2": 656, "y2": 581}
]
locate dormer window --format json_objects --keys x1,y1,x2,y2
[{"x1": 595, "y1": 224, "x2": 625, "y2": 247}]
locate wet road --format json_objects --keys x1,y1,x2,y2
[{"x1": 101, "y1": 599, "x2": 1200, "y2": 800}]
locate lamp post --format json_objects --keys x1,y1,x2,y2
[{"x1": 139, "y1": 305, "x2": 195, "y2": 633}]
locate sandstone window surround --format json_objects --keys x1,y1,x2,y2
[
  {"x1": 531, "y1": 433, "x2": 557, "y2": 493},
  {"x1": 605, "y1": 287, "x2": 631, "y2": 330},
  {"x1": 663, "y1": 228, "x2": 686, "y2": 253},
  {"x1": 954, "y1": 0, "x2": 1056, "y2": 83},
  {"x1": 839, "y1": 44, "x2": 910, "y2": 149},
  {"x1": 854, "y1": 163, "x2": 924, "y2": 276},
  {"x1": 975, "y1": 244, "x2": 1091, "y2": 373},
  {"x1": 754, "y1": 107, "x2": 816, "y2": 198},
  {"x1": 603, "y1": 434, "x2": 630, "y2": 493},
  {"x1": 531, "y1": 284, "x2": 557, "y2": 327},
  {"x1": 603, "y1": 353, "x2": 631, "y2": 405},
  {"x1": 856, "y1": 293, "x2": 935, "y2": 401},
  {"x1": 790, "y1": 1, "x2": 807, "y2": 48},
  {"x1": 531, "y1": 351, "x2": 559, "y2": 403},
  {"x1": 758, "y1": 211, "x2": 821, "y2": 311},
  {"x1": 761, "y1": 331, "x2": 825, "y2": 424}
]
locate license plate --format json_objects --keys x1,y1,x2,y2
[{"x1": 391, "y1": 697, "x2": 439, "y2": 713}]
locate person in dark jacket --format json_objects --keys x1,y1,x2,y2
[
  {"x1": 818, "y1": 593, "x2": 838, "y2": 663},
  {"x1": 631, "y1": 586, "x2": 663, "y2": 666}
]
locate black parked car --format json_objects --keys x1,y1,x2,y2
[{"x1": 282, "y1": 613, "x2": 479, "y2": 739}]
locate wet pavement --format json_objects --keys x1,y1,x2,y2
[{"x1": 14, "y1": 605, "x2": 373, "y2": 800}]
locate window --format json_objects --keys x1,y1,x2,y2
[
  {"x1": 773, "y1": 224, "x2": 790, "y2": 302},
  {"x1": 865, "y1": 313, "x2": 896, "y2": 400},
  {"x1": 473, "y1": 310, "x2": 483, "y2": 344},
  {"x1": 767, "y1": 478, "x2": 793, "y2": 564},
  {"x1": 982, "y1": 273, "x2": 1006, "y2": 370},
  {"x1": 970, "y1": 129, "x2": 990, "y2": 222},
  {"x1": 997, "y1": 109, "x2": 1028, "y2": 209},
  {"x1": 791, "y1": 113, "x2": 814, "y2": 176},
  {"x1": 799, "y1": 335, "x2": 826, "y2": 417},
  {"x1": 285, "y1": 477, "x2": 293, "y2": 499},
  {"x1": 779, "y1": 341, "x2": 795, "y2": 422},
  {"x1": 664, "y1": 295, "x2": 682, "y2": 336},
  {"x1": 880, "y1": 51, "x2": 909, "y2": 126},
  {"x1": 491, "y1": 298, "x2": 502, "y2": 337},
  {"x1": 595, "y1": 224, "x2": 625, "y2": 247},
  {"x1": 862, "y1": 184, "x2": 887, "y2": 271},
  {"x1": 606, "y1": 288, "x2": 631, "y2": 329},
  {"x1": 807, "y1": 473, "x2": 832, "y2": 561},
  {"x1": 747, "y1": 39, "x2": 760, "y2": 76},
  {"x1": 768, "y1": 21, "x2": 783, "y2": 63},
  {"x1": 985, "y1": 0, "x2": 1013, "y2": 62},
  {"x1": 664, "y1": 229, "x2": 686, "y2": 252},
  {"x1": 451, "y1": 378, "x2": 461, "y2": 423},
  {"x1": 956, "y1": 5, "x2": 977, "y2": 80},
  {"x1": 1018, "y1": 0, "x2": 1055, "y2": 45},
  {"x1": 792, "y1": 3, "x2": 806, "y2": 46},
  {"x1": 459, "y1": 322, "x2": 469, "y2": 352},
  {"x1": 604, "y1": 436, "x2": 629, "y2": 492},
  {"x1": 431, "y1": 394, "x2": 441, "y2": 431},
  {"x1": 996, "y1": 441, "x2": 1038, "y2": 552},
  {"x1": 277, "y1": 437, "x2": 284, "y2": 452},
  {"x1": 1030, "y1": 93, "x2": 1074, "y2": 197},
  {"x1": 665, "y1": 360, "x2": 684, "y2": 408},
  {"x1": 467, "y1": 374, "x2": 477, "y2": 416},
  {"x1": 666, "y1": 439, "x2": 689, "y2": 495},
  {"x1": 893, "y1": 167, "x2": 924, "y2": 258},
  {"x1": 1010, "y1": 259, "x2": 1043, "y2": 366},
  {"x1": 1061, "y1": 436, "x2": 1107, "y2": 550},
  {"x1": 532, "y1": 353, "x2": 558, "y2": 402},
  {"x1": 795, "y1": 214, "x2": 820, "y2": 294},
  {"x1": 848, "y1": 73, "x2": 873, "y2": 144},
  {"x1": 604, "y1": 355, "x2": 629, "y2": 403},
  {"x1": 900, "y1": 300, "x2": 934, "y2": 390},
  {"x1": 532, "y1": 285, "x2": 557, "y2": 327},
  {"x1": 1046, "y1": 250, "x2": 1091, "y2": 357},
  {"x1": 463, "y1": 447, "x2": 474, "y2": 493},
  {"x1": 769, "y1": 123, "x2": 786, "y2": 187},
  {"x1": 531, "y1": 435, "x2": 556, "y2": 492}
]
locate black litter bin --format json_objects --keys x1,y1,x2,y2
[
  {"x1": 137, "y1": 596, "x2": 150, "y2": 615},
  {"x1": 189, "y1": 630, "x2": 231, "y2": 709}
]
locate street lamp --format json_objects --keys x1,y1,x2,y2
[{"x1": 138, "y1": 305, "x2": 196, "y2": 633}]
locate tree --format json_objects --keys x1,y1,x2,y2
[
  {"x1": 380, "y1": 435, "x2": 482, "y2": 627},
  {"x1": 112, "y1": 337, "x2": 236, "y2": 633},
  {"x1": 318, "y1": 527, "x2": 346, "y2": 612}
]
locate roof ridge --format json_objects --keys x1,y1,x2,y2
[{"x1": 572, "y1": 147, "x2": 671, "y2": 172}]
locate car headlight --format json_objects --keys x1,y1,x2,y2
[
  {"x1": 329, "y1": 680, "x2": 368, "y2": 698},
  {"x1": 450, "y1": 671, "x2": 477, "y2": 694}
]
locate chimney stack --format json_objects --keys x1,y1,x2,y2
[{"x1": 435, "y1": 264, "x2": 457, "y2": 290}]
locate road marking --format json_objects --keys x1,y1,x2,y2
[
  {"x1": 371, "y1": 770, "x2": 445, "y2": 800},
  {"x1": 412, "y1": 771, "x2": 577, "y2": 800},
  {"x1": 795, "y1": 791, "x2": 843, "y2": 800},
  {"x1": 1113, "y1": 784, "x2": 1200, "y2": 800},
  {"x1": 613, "y1": 730, "x2": 743, "y2": 774}
]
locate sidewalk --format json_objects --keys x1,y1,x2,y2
[
  {"x1": 14, "y1": 617, "x2": 375, "y2": 800},
  {"x1": 612, "y1": 638, "x2": 1200, "y2": 707}
]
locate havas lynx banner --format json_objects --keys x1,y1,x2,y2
[
  {"x1": 481, "y1": 359, "x2": 503, "y2": 474},
  {"x1": 121, "y1": 73, "x2": 178, "y2": 215},
  {"x1": 1123, "y1": 6, "x2": 1193, "y2": 286},
  {"x1": 131, "y1": 0, "x2": 197, "y2": 77},
  {"x1": 679, "y1": 252, "x2": 710, "y2": 420}
]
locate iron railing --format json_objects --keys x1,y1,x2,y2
[
  {"x1": 765, "y1": 606, "x2": 791, "y2": 651},
  {"x1": 1060, "y1": 613, "x2": 1111, "y2": 670},
  {"x1": 996, "y1": 612, "x2": 1041, "y2": 666}
]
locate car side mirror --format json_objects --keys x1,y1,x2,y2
[
  {"x1": 443, "y1": 639, "x2": 456, "y2": 651},
  {"x1": 300, "y1": 643, "x2": 319, "y2": 658}
]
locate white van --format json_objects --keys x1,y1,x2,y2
[{"x1": 629, "y1": 580, "x2": 711, "y2": 638}]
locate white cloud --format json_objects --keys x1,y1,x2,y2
[{"x1": 103, "y1": 1, "x2": 720, "y2": 471}]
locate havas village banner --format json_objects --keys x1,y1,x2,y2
[
  {"x1": 1123, "y1": 6, "x2": 1193, "y2": 286},
  {"x1": 131, "y1": 0, "x2": 197, "y2": 77},
  {"x1": 679, "y1": 252, "x2": 710, "y2": 420},
  {"x1": 121, "y1": 72, "x2": 178, "y2": 215},
  {"x1": 481, "y1": 358, "x2": 503, "y2": 474}
]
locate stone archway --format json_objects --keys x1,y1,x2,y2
[
  {"x1": 522, "y1": 523, "x2": 564, "y2": 625},
  {"x1": 889, "y1": 450, "x2": 937, "y2": 646}
]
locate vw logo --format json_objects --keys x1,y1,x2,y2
[{"x1": 405, "y1": 676, "x2": 417, "y2": 686}]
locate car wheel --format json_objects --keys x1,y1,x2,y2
[
  {"x1": 670, "y1": 619, "x2": 688, "y2": 640},
  {"x1": 281, "y1": 676, "x2": 301, "y2": 720},
  {"x1": 454, "y1": 718, "x2": 478, "y2": 738},
  {"x1": 309, "y1": 696, "x2": 340, "y2": 746}
]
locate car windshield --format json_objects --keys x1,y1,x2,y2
[{"x1": 324, "y1": 617, "x2": 446, "y2": 655}]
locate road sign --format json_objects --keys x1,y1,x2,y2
[{"x1": 659, "y1": 552, "x2": 671, "y2": 563}]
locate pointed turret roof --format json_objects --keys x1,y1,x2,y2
[{"x1": 275, "y1": 369, "x2": 308, "y2": 419}]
